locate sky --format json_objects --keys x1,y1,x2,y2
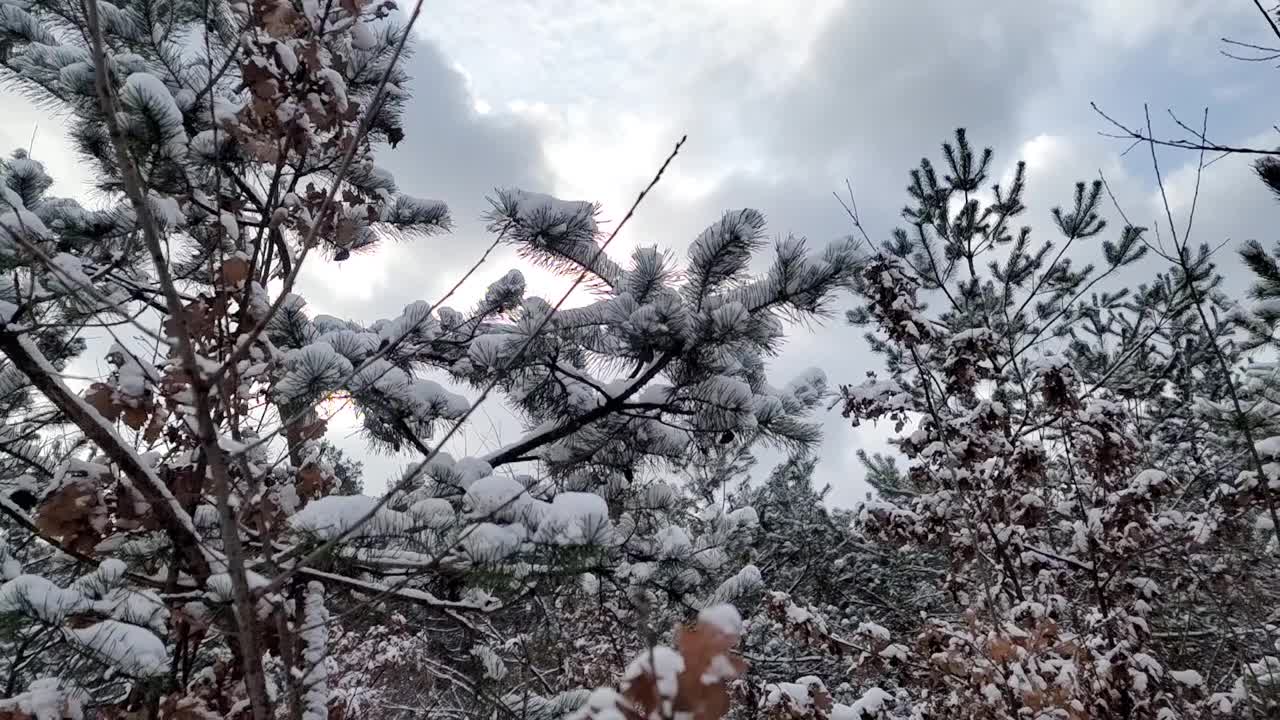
[{"x1": 10, "y1": 0, "x2": 1280, "y2": 507}]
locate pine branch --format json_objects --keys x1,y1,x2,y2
[{"x1": 483, "y1": 353, "x2": 676, "y2": 467}]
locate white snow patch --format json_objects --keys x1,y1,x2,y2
[
  {"x1": 507, "y1": 189, "x2": 598, "y2": 233},
  {"x1": 0, "y1": 575, "x2": 87, "y2": 622},
  {"x1": 534, "y1": 492, "x2": 612, "y2": 546},
  {"x1": 289, "y1": 495, "x2": 410, "y2": 540},
  {"x1": 697, "y1": 603, "x2": 743, "y2": 636},
  {"x1": 70, "y1": 620, "x2": 168, "y2": 676}
]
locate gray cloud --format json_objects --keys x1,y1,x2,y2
[
  {"x1": 578, "y1": 0, "x2": 1093, "y2": 505},
  {"x1": 298, "y1": 38, "x2": 556, "y2": 322},
  {"x1": 547, "y1": 0, "x2": 1280, "y2": 506},
  {"x1": 293, "y1": 37, "x2": 563, "y2": 487}
]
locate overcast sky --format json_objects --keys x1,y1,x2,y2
[{"x1": 11, "y1": 0, "x2": 1280, "y2": 507}]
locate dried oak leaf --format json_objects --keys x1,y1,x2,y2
[
  {"x1": 121, "y1": 404, "x2": 150, "y2": 431},
  {"x1": 254, "y1": 0, "x2": 305, "y2": 38},
  {"x1": 86, "y1": 382, "x2": 120, "y2": 422},
  {"x1": 288, "y1": 413, "x2": 328, "y2": 443},
  {"x1": 35, "y1": 479, "x2": 107, "y2": 555},
  {"x1": 334, "y1": 216, "x2": 359, "y2": 249},
  {"x1": 295, "y1": 462, "x2": 334, "y2": 504},
  {"x1": 218, "y1": 256, "x2": 251, "y2": 288},
  {"x1": 673, "y1": 622, "x2": 747, "y2": 720},
  {"x1": 163, "y1": 300, "x2": 218, "y2": 343},
  {"x1": 624, "y1": 621, "x2": 747, "y2": 720},
  {"x1": 165, "y1": 467, "x2": 203, "y2": 510},
  {"x1": 143, "y1": 405, "x2": 169, "y2": 444}
]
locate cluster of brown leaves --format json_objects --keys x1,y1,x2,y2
[
  {"x1": 34, "y1": 463, "x2": 110, "y2": 554},
  {"x1": 86, "y1": 381, "x2": 162, "y2": 440},
  {"x1": 940, "y1": 328, "x2": 996, "y2": 399},
  {"x1": 859, "y1": 261, "x2": 932, "y2": 349},
  {"x1": 85, "y1": 348, "x2": 169, "y2": 444},
  {"x1": 1036, "y1": 360, "x2": 1080, "y2": 412},
  {"x1": 34, "y1": 463, "x2": 168, "y2": 560},
  {"x1": 231, "y1": 0, "x2": 401, "y2": 260},
  {"x1": 895, "y1": 613, "x2": 1098, "y2": 720},
  {"x1": 579, "y1": 618, "x2": 749, "y2": 720},
  {"x1": 839, "y1": 376, "x2": 910, "y2": 434},
  {"x1": 162, "y1": 295, "x2": 229, "y2": 348}
]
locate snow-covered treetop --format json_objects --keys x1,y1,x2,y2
[{"x1": 838, "y1": 129, "x2": 1280, "y2": 718}]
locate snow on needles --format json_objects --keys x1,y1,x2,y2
[
  {"x1": 0, "y1": 678, "x2": 85, "y2": 720},
  {"x1": 697, "y1": 603, "x2": 744, "y2": 636},
  {"x1": 533, "y1": 491, "x2": 612, "y2": 545},
  {"x1": 0, "y1": 575, "x2": 86, "y2": 623},
  {"x1": 506, "y1": 189, "x2": 598, "y2": 234},
  {"x1": 70, "y1": 620, "x2": 169, "y2": 676},
  {"x1": 290, "y1": 495, "x2": 411, "y2": 540}
]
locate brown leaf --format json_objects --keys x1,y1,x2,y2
[
  {"x1": 165, "y1": 467, "x2": 203, "y2": 510},
  {"x1": 143, "y1": 405, "x2": 168, "y2": 444},
  {"x1": 296, "y1": 462, "x2": 333, "y2": 503},
  {"x1": 287, "y1": 411, "x2": 328, "y2": 444},
  {"x1": 335, "y1": 217, "x2": 358, "y2": 249},
  {"x1": 811, "y1": 685, "x2": 833, "y2": 713},
  {"x1": 219, "y1": 256, "x2": 251, "y2": 288},
  {"x1": 122, "y1": 405, "x2": 150, "y2": 431},
  {"x1": 254, "y1": 0, "x2": 304, "y2": 37},
  {"x1": 243, "y1": 60, "x2": 280, "y2": 100},
  {"x1": 35, "y1": 478, "x2": 107, "y2": 555},
  {"x1": 160, "y1": 368, "x2": 193, "y2": 400},
  {"x1": 86, "y1": 383, "x2": 120, "y2": 422},
  {"x1": 674, "y1": 622, "x2": 747, "y2": 720},
  {"x1": 624, "y1": 621, "x2": 747, "y2": 720},
  {"x1": 988, "y1": 637, "x2": 1015, "y2": 663},
  {"x1": 162, "y1": 297, "x2": 228, "y2": 344},
  {"x1": 622, "y1": 670, "x2": 660, "y2": 720}
]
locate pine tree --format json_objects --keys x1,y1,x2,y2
[{"x1": 838, "y1": 130, "x2": 1276, "y2": 718}]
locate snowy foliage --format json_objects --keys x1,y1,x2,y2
[
  {"x1": 0, "y1": 0, "x2": 859, "y2": 716},
  {"x1": 838, "y1": 130, "x2": 1280, "y2": 718},
  {"x1": 0, "y1": 0, "x2": 1273, "y2": 714}
]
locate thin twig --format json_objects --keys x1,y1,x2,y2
[{"x1": 1254, "y1": 0, "x2": 1280, "y2": 43}]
